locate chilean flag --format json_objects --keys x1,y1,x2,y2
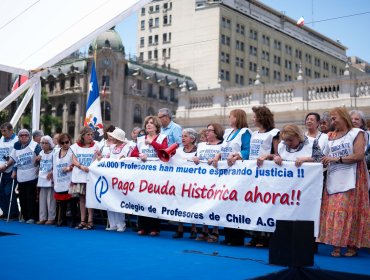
[
  {"x1": 11, "y1": 75, "x2": 28, "y2": 92},
  {"x1": 84, "y1": 61, "x2": 104, "y2": 138},
  {"x1": 297, "y1": 16, "x2": 305, "y2": 26}
]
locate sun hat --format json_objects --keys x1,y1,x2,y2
[{"x1": 107, "y1": 128, "x2": 128, "y2": 143}]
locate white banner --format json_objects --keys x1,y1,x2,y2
[{"x1": 87, "y1": 158, "x2": 323, "y2": 236}]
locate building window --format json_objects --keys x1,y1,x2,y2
[
  {"x1": 139, "y1": 52, "x2": 144, "y2": 61},
  {"x1": 154, "y1": 17, "x2": 159, "y2": 27},
  {"x1": 101, "y1": 101, "x2": 111, "y2": 121},
  {"x1": 148, "y1": 35, "x2": 153, "y2": 45},
  {"x1": 147, "y1": 107, "x2": 155, "y2": 116},
  {"x1": 147, "y1": 84, "x2": 153, "y2": 97},
  {"x1": 295, "y1": 49, "x2": 302, "y2": 59},
  {"x1": 141, "y1": 7, "x2": 145, "y2": 16},
  {"x1": 284, "y1": 74, "x2": 292, "y2": 81},
  {"x1": 56, "y1": 104, "x2": 63, "y2": 117},
  {"x1": 221, "y1": 17, "x2": 231, "y2": 29},
  {"x1": 273, "y1": 40, "x2": 281, "y2": 50},
  {"x1": 323, "y1": 61, "x2": 329, "y2": 70},
  {"x1": 102, "y1": 75, "x2": 110, "y2": 86},
  {"x1": 314, "y1": 57, "x2": 321, "y2": 67},
  {"x1": 163, "y1": 15, "x2": 168, "y2": 25},
  {"x1": 69, "y1": 102, "x2": 76, "y2": 115},
  {"x1": 236, "y1": 40, "x2": 244, "y2": 51},
  {"x1": 155, "y1": 5, "x2": 160, "y2": 12},
  {"x1": 261, "y1": 66, "x2": 269, "y2": 77},
  {"x1": 262, "y1": 35, "x2": 270, "y2": 46},
  {"x1": 59, "y1": 76, "x2": 65, "y2": 90},
  {"x1": 140, "y1": 37, "x2": 144, "y2": 47},
  {"x1": 285, "y1": 59, "x2": 292, "y2": 69},
  {"x1": 249, "y1": 62, "x2": 257, "y2": 72},
  {"x1": 221, "y1": 35, "x2": 230, "y2": 46},
  {"x1": 140, "y1": 20, "x2": 145, "y2": 30},
  {"x1": 154, "y1": 35, "x2": 158, "y2": 44},
  {"x1": 262, "y1": 50, "x2": 270, "y2": 61},
  {"x1": 305, "y1": 68, "x2": 312, "y2": 77},
  {"x1": 285, "y1": 45, "x2": 292, "y2": 55},
  {"x1": 220, "y1": 69, "x2": 230, "y2": 81},
  {"x1": 273, "y1": 70, "x2": 281, "y2": 80},
  {"x1": 235, "y1": 74, "x2": 244, "y2": 85},
  {"x1": 273, "y1": 55, "x2": 281, "y2": 65},
  {"x1": 148, "y1": 18, "x2": 153, "y2": 28},
  {"x1": 249, "y1": 46, "x2": 257, "y2": 56},
  {"x1": 70, "y1": 76, "x2": 75, "y2": 88},
  {"x1": 133, "y1": 105, "x2": 142, "y2": 123},
  {"x1": 249, "y1": 29, "x2": 258, "y2": 40},
  {"x1": 170, "y1": 88, "x2": 175, "y2": 102},
  {"x1": 305, "y1": 53, "x2": 312, "y2": 64},
  {"x1": 154, "y1": 49, "x2": 158, "y2": 59},
  {"x1": 162, "y1": 48, "x2": 167, "y2": 58},
  {"x1": 221, "y1": 52, "x2": 230, "y2": 63},
  {"x1": 148, "y1": 51, "x2": 152, "y2": 60},
  {"x1": 331, "y1": 65, "x2": 337, "y2": 74},
  {"x1": 314, "y1": 71, "x2": 321, "y2": 78},
  {"x1": 159, "y1": 86, "x2": 166, "y2": 100},
  {"x1": 235, "y1": 57, "x2": 244, "y2": 68},
  {"x1": 236, "y1": 23, "x2": 245, "y2": 35}
]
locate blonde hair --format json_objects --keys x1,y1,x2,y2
[
  {"x1": 330, "y1": 107, "x2": 353, "y2": 130},
  {"x1": 280, "y1": 124, "x2": 305, "y2": 143}
]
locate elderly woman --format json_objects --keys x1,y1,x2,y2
[
  {"x1": 269, "y1": 124, "x2": 322, "y2": 167},
  {"x1": 71, "y1": 127, "x2": 100, "y2": 230},
  {"x1": 104, "y1": 128, "x2": 132, "y2": 232},
  {"x1": 36, "y1": 135, "x2": 56, "y2": 225},
  {"x1": 304, "y1": 112, "x2": 328, "y2": 152},
  {"x1": 4, "y1": 129, "x2": 41, "y2": 223},
  {"x1": 131, "y1": 116, "x2": 168, "y2": 236},
  {"x1": 318, "y1": 107, "x2": 370, "y2": 257},
  {"x1": 171, "y1": 128, "x2": 198, "y2": 239},
  {"x1": 192, "y1": 123, "x2": 224, "y2": 242},
  {"x1": 320, "y1": 112, "x2": 333, "y2": 134},
  {"x1": 53, "y1": 133, "x2": 77, "y2": 227}
]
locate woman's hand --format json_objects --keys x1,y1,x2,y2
[
  {"x1": 192, "y1": 156, "x2": 200, "y2": 165},
  {"x1": 273, "y1": 155, "x2": 283, "y2": 166},
  {"x1": 139, "y1": 153, "x2": 147, "y2": 162},
  {"x1": 227, "y1": 153, "x2": 239, "y2": 167},
  {"x1": 321, "y1": 156, "x2": 337, "y2": 166},
  {"x1": 46, "y1": 171, "x2": 53, "y2": 181}
]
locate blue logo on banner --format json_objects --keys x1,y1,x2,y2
[{"x1": 95, "y1": 176, "x2": 109, "y2": 203}]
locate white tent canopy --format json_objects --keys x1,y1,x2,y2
[{"x1": 0, "y1": 0, "x2": 149, "y2": 129}]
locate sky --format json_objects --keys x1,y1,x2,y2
[{"x1": 115, "y1": 0, "x2": 370, "y2": 62}]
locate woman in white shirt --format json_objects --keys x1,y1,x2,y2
[
  {"x1": 305, "y1": 112, "x2": 328, "y2": 152},
  {"x1": 103, "y1": 128, "x2": 132, "y2": 232},
  {"x1": 71, "y1": 127, "x2": 100, "y2": 230}
]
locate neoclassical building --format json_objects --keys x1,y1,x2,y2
[{"x1": 39, "y1": 27, "x2": 194, "y2": 140}]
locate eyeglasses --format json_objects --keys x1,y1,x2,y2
[
  {"x1": 19, "y1": 134, "x2": 29, "y2": 137},
  {"x1": 60, "y1": 141, "x2": 70, "y2": 145},
  {"x1": 40, "y1": 142, "x2": 50, "y2": 145}
]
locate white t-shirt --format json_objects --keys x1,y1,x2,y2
[
  {"x1": 70, "y1": 142, "x2": 99, "y2": 183},
  {"x1": 37, "y1": 150, "x2": 53, "y2": 187}
]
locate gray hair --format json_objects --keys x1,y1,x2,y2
[
  {"x1": 32, "y1": 130, "x2": 44, "y2": 138},
  {"x1": 18, "y1": 129, "x2": 30, "y2": 137},
  {"x1": 349, "y1": 110, "x2": 367, "y2": 130},
  {"x1": 183, "y1": 128, "x2": 198, "y2": 144},
  {"x1": 321, "y1": 112, "x2": 331, "y2": 123},
  {"x1": 40, "y1": 135, "x2": 55, "y2": 149},
  {"x1": 132, "y1": 126, "x2": 142, "y2": 133},
  {"x1": 158, "y1": 108, "x2": 172, "y2": 119}
]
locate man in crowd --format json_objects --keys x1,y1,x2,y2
[
  {"x1": 0, "y1": 123, "x2": 19, "y2": 220},
  {"x1": 158, "y1": 108, "x2": 182, "y2": 146}
]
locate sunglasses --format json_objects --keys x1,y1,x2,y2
[{"x1": 60, "y1": 141, "x2": 70, "y2": 145}]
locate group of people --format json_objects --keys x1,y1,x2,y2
[{"x1": 0, "y1": 106, "x2": 369, "y2": 258}]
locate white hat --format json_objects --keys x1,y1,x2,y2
[{"x1": 107, "y1": 128, "x2": 128, "y2": 143}]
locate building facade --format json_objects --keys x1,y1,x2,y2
[
  {"x1": 137, "y1": 0, "x2": 362, "y2": 90},
  {"x1": 176, "y1": 67, "x2": 370, "y2": 130},
  {"x1": 37, "y1": 28, "x2": 193, "y2": 140}
]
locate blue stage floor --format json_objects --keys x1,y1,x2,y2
[{"x1": 0, "y1": 220, "x2": 369, "y2": 280}]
